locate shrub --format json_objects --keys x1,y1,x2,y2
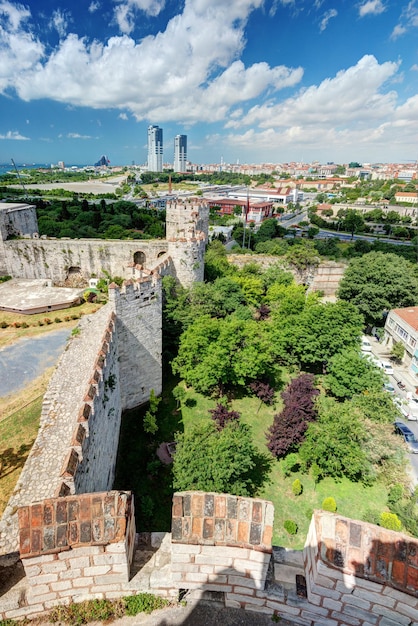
[
  {"x1": 380, "y1": 512, "x2": 402, "y2": 531},
  {"x1": 0, "y1": 321, "x2": 8, "y2": 328},
  {"x1": 37, "y1": 320, "x2": 44, "y2": 326},
  {"x1": 284, "y1": 519, "x2": 298, "y2": 535},
  {"x1": 12, "y1": 321, "x2": 21, "y2": 328},
  {"x1": 124, "y1": 593, "x2": 170, "y2": 616},
  {"x1": 363, "y1": 509, "x2": 381, "y2": 526},
  {"x1": 71, "y1": 314, "x2": 80, "y2": 320},
  {"x1": 322, "y1": 497, "x2": 337, "y2": 513},
  {"x1": 64, "y1": 316, "x2": 71, "y2": 321},
  {"x1": 281, "y1": 452, "x2": 301, "y2": 477},
  {"x1": 387, "y1": 483, "x2": 404, "y2": 507},
  {"x1": 44, "y1": 317, "x2": 52, "y2": 325},
  {"x1": 291, "y1": 478, "x2": 303, "y2": 496},
  {"x1": 21, "y1": 321, "x2": 29, "y2": 328},
  {"x1": 54, "y1": 317, "x2": 62, "y2": 323}
]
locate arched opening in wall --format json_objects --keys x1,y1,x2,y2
[
  {"x1": 157, "y1": 250, "x2": 167, "y2": 258},
  {"x1": 133, "y1": 251, "x2": 146, "y2": 266},
  {"x1": 65, "y1": 266, "x2": 85, "y2": 287}
]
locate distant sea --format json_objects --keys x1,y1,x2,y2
[{"x1": 0, "y1": 163, "x2": 85, "y2": 176}]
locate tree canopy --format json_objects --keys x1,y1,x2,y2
[
  {"x1": 172, "y1": 421, "x2": 270, "y2": 496},
  {"x1": 337, "y1": 252, "x2": 418, "y2": 325}
]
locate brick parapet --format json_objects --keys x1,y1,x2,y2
[{"x1": 171, "y1": 491, "x2": 274, "y2": 552}]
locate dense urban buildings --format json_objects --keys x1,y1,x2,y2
[
  {"x1": 147, "y1": 125, "x2": 163, "y2": 172},
  {"x1": 174, "y1": 134, "x2": 187, "y2": 173}
]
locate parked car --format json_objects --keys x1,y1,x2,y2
[
  {"x1": 361, "y1": 336, "x2": 372, "y2": 353},
  {"x1": 380, "y1": 361, "x2": 394, "y2": 375},
  {"x1": 399, "y1": 399, "x2": 418, "y2": 421},
  {"x1": 393, "y1": 421, "x2": 418, "y2": 453},
  {"x1": 383, "y1": 382, "x2": 395, "y2": 394}
]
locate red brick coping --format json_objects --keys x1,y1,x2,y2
[
  {"x1": 313, "y1": 511, "x2": 418, "y2": 597},
  {"x1": 18, "y1": 491, "x2": 132, "y2": 559},
  {"x1": 171, "y1": 491, "x2": 274, "y2": 552}
]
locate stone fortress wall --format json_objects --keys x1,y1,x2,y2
[{"x1": 0, "y1": 199, "x2": 209, "y2": 288}]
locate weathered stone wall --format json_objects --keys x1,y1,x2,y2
[
  {"x1": 0, "y1": 199, "x2": 209, "y2": 288},
  {"x1": 0, "y1": 203, "x2": 38, "y2": 274},
  {"x1": 109, "y1": 277, "x2": 162, "y2": 410},
  {"x1": 1, "y1": 238, "x2": 169, "y2": 284}
]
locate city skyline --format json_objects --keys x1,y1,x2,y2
[{"x1": 0, "y1": 1, "x2": 417, "y2": 166}]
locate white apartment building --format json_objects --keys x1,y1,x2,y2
[
  {"x1": 147, "y1": 125, "x2": 163, "y2": 172},
  {"x1": 384, "y1": 307, "x2": 418, "y2": 380},
  {"x1": 174, "y1": 135, "x2": 187, "y2": 173}
]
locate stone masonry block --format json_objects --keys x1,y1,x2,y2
[
  {"x1": 227, "y1": 593, "x2": 266, "y2": 605},
  {"x1": 50, "y1": 580, "x2": 73, "y2": 592},
  {"x1": 83, "y1": 565, "x2": 111, "y2": 577},
  {"x1": 395, "y1": 602, "x2": 418, "y2": 621},
  {"x1": 353, "y1": 587, "x2": 395, "y2": 607},
  {"x1": 232, "y1": 586, "x2": 255, "y2": 596},
  {"x1": 228, "y1": 576, "x2": 257, "y2": 589},
  {"x1": 341, "y1": 593, "x2": 371, "y2": 610},
  {"x1": 184, "y1": 573, "x2": 210, "y2": 583},
  {"x1": 171, "y1": 543, "x2": 201, "y2": 554},
  {"x1": 371, "y1": 603, "x2": 413, "y2": 624},
  {"x1": 331, "y1": 611, "x2": 364, "y2": 626},
  {"x1": 322, "y1": 597, "x2": 342, "y2": 612},
  {"x1": 59, "y1": 569, "x2": 81, "y2": 580},
  {"x1": 195, "y1": 554, "x2": 233, "y2": 566}
]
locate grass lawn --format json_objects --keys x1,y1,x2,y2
[
  {"x1": 0, "y1": 301, "x2": 104, "y2": 349},
  {"x1": 0, "y1": 394, "x2": 44, "y2": 515}
]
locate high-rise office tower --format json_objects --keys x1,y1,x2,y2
[
  {"x1": 147, "y1": 125, "x2": 163, "y2": 172},
  {"x1": 174, "y1": 134, "x2": 187, "y2": 173}
]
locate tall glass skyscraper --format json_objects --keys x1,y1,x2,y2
[
  {"x1": 174, "y1": 134, "x2": 187, "y2": 173},
  {"x1": 147, "y1": 125, "x2": 163, "y2": 172}
]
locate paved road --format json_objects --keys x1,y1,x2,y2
[
  {"x1": 366, "y1": 337, "x2": 418, "y2": 485},
  {"x1": 0, "y1": 328, "x2": 70, "y2": 397}
]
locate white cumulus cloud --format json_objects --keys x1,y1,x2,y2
[
  {"x1": 0, "y1": 130, "x2": 30, "y2": 140},
  {"x1": 0, "y1": 0, "x2": 299, "y2": 126},
  {"x1": 358, "y1": 1, "x2": 386, "y2": 17}
]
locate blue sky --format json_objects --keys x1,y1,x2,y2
[{"x1": 0, "y1": 0, "x2": 417, "y2": 167}]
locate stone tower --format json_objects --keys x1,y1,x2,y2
[{"x1": 165, "y1": 198, "x2": 209, "y2": 286}]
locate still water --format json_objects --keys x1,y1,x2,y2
[{"x1": 0, "y1": 329, "x2": 70, "y2": 398}]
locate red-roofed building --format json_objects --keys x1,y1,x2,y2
[
  {"x1": 206, "y1": 198, "x2": 273, "y2": 223},
  {"x1": 384, "y1": 306, "x2": 418, "y2": 380}
]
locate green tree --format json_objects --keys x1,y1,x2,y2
[
  {"x1": 172, "y1": 315, "x2": 273, "y2": 395},
  {"x1": 391, "y1": 341, "x2": 405, "y2": 363},
  {"x1": 324, "y1": 350, "x2": 385, "y2": 399},
  {"x1": 337, "y1": 252, "x2": 418, "y2": 325},
  {"x1": 274, "y1": 300, "x2": 364, "y2": 368},
  {"x1": 299, "y1": 396, "x2": 370, "y2": 482},
  {"x1": 343, "y1": 209, "x2": 365, "y2": 238},
  {"x1": 172, "y1": 421, "x2": 270, "y2": 496},
  {"x1": 143, "y1": 389, "x2": 161, "y2": 435},
  {"x1": 285, "y1": 240, "x2": 320, "y2": 281}
]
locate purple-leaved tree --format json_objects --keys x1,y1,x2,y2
[
  {"x1": 250, "y1": 380, "x2": 275, "y2": 412},
  {"x1": 266, "y1": 373, "x2": 319, "y2": 458},
  {"x1": 210, "y1": 403, "x2": 241, "y2": 430}
]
